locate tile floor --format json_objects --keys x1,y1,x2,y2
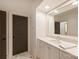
[{"x1": 13, "y1": 52, "x2": 32, "y2": 59}]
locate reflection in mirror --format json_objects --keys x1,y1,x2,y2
[
  {"x1": 48, "y1": 1, "x2": 78, "y2": 37},
  {"x1": 55, "y1": 21, "x2": 67, "y2": 35}
]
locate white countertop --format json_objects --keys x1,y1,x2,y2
[{"x1": 38, "y1": 37, "x2": 78, "y2": 58}]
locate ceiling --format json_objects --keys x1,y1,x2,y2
[
  {"x1": 0, "y1": 0, "x2": 42, "y2": 11},
  {"x1": 0, "y1": 0, "x2": 42, "y2": 7},
  {"x1": 37, "y1": 0, "x2": 76, "y2": 13}
]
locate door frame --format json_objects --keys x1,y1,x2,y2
[
  {"x1": 13, "y1": 14, "x2": 28, "y2": 55},
  {"x1": 0, "y1": 9, "x2": 31, "y2": 59},
  {"x1": 7, "y1": 12, "x2": 31, "y2": 59},
  {"x1": 12, "y1": 13, "x2": 30, "y2": 55}
]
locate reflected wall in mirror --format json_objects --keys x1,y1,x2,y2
[{"x1": 48, "y1": 2, "x2": 78, "y2": 37}]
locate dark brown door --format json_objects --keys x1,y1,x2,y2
[
  {"x1": 0, "y1": 10, "x2": 6, "y2": 59},
  {"x1": 13, "y1": 15, "x2": 28, "y2": 55},
  {"x1": 55, "y1": 22, "x2": 60, "y2": 34}
]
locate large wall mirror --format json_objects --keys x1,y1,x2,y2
[{"x1": 47, "y1": 1, "x2": 78, "y2": 37}]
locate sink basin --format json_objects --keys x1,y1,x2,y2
[
  {"x1": 50, "y1": 40, "x2": 61, "y2": 44},
  {"x1": 59, "y1": 41, "x2": 77, "y2": 49},
  {"x1": 50, "y1": 40, "x2": 77, "y2": 49}
]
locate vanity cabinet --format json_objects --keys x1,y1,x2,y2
[
  {"x1": 60, "y1": 51, "x2": 77, "y2": 59},
  {"x1": 38, "y1": 40, "x2": 59, "y2": 59},
  {"x1": 38, "y1": 39, "x2": 77, "y2": 59},
  {"x1": 38, "y1": 40, "x2": 48, "y2": 59},
  {"x1": 47, "y1": 45, "x2": 59, "y2": 59}
]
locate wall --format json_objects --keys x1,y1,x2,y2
[
  {"x1": 36, "y1": 10, "x2": 47, "y2": 37},
  {"x1": 36, "y1": 10, "x2": 49, "y2": 58},
  {"x1": 47, "y1": 15, "x2": 55, "y2": 35},
  {"x1": 0, "y1": 0, "x2": 42, "y2": 59},
  {"x1": 54, "y1": 7, "x2": 78, "y2": 36}
]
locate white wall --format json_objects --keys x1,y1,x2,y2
[
  {"x1": 0, "y1": 0, "x2": 42, "y2": 59},
  {"x1": 36, "y1": 10, "x2": 48, "y2": 59},
  {"x1": 36, "y1": 10, "x2": 47, "y2": 37},
  {"x1": 47, "y1": 15, "x2": 55, "y2": 35}
]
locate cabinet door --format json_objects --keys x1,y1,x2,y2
[
  {"x1": 60, "y1": 51, "x2": 77, "y2": 59},
  {"x1": 38, "y1": 41, "x2": 44, "y2": 59},
  {"x1": 38, "y1": 40, "x2": 48, "y2": 59},
  {"x1": 48, "y1": 45, "x2": 59, "y2": 59}
]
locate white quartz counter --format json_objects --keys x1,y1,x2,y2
[{"x1": 38, "y1": 37, "x2": 78, "y2": 58}]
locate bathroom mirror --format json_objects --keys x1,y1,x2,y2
[{"x1": 47, "y1": 1, "x2": 78, "y2": 37}]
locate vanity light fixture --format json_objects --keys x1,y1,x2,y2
[
  {"x1": 54, "y1": 10, "x2": 58, "y2": 13},
  {"x1": 45, "y1": 5, "x2": 50, "y2": 9},
  {"x1": 72, "y1": 1, "x2": 78, "y2": 5}
]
